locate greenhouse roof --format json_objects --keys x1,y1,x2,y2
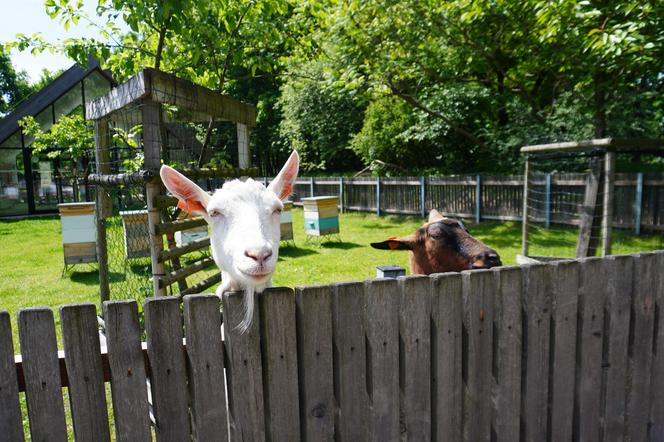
[{"x1": 0, "y1": 59, "x2": 114, "y2": 145}]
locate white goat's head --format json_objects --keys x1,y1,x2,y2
[{"x1": 159, "y1": 151, "x2": 299, "y2": 332}]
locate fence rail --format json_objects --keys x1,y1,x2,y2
[
  {"x1": 2, "y1": 250, "x2": 664, "y2": 441},
  {"x1": 270, "y1": 173, "x2": 664, "y2": 232}
]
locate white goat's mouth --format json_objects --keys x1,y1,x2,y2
[{"x1": 239, "y1": 269, "x2": 273, "y2": 280}]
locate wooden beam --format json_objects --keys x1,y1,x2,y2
[
  {"x1": 152, "y1": 217, "x2": 207, "y2": 236},
  {"x1": 179, "y1": 273, "x2": 221, "y2": 296},
  {"x1": 158, "y1": 237, "x2": 211, "y2": 263},
  {"x1": 86, "y1": 69, "x2": 257, "y2": 126},
  {"x1": 521, "y1": 138, "x2": 664, "y2": 154},
  {"x1": 148, "y1": 69, "x2": 256, "y2": 126},
  {"x1": 158, "y1": 257, "x2": 216, "y2": 289},
  {"x1": 86, "y1": 71, "x2": 149, "y2": 120}
]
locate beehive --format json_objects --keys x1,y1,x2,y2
[
  {"x1": 302, "y1": 196, "x2": 339, "y2": 236},
  {"x1": 280, "y1": 201, "x2": 293, "y2": 241},
  {"x1": 119, "y1": 210, "x2": 151, "y2": 259},
  {"x1": 58, "y1": 202, "x2": 97, "y2": 265}
]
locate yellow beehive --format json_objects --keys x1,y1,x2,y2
[{"x1": 280, "y1": 201, "x2": 293, "y2": 241}]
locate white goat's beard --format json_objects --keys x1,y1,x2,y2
[{"x1": 217, "y1": 269, "x2": 272, "y2": 334}]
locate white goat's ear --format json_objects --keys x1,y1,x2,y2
[
  {"x1": 268, "y1": 150, "x2": 299, "y2": 201},
  {"x1": 428, "y1": 209, "x2": 444, "y2": 223},
  {"x1": 160, "y1": 165, "x2": 210, "y2": 219}
]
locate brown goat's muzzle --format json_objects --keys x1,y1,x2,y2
[{"x1": 470, "y1": 250, "x2": 502, "y2": 269}]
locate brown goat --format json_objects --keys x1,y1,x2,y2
[{"x1": 371, "y1": 209, "x2": 502, "y2": 274}]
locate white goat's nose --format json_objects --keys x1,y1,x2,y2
[{"x1": 244, "y1": 247, "x2": 273, "y2": 265}]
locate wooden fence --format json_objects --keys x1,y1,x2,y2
[
  {"x1": 2, "y1": 250, "x2": 664, "y2": 441},
  {"x1": 275, "y1": 173, "x2": 664, "y2": 232}
]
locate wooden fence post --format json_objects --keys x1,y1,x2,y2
[
  {"x1": 376, "y1": 176, "x2": 381, "y2": 217},
  {"x1": 420, "y1": 176, "x2": 426, "y2": 218},
  {"x1": 544, "y1": 173, "x2": 552, "y2": 228},
  {"x1": 522, "y1": 158, "x2": 530, "y2": 256},
  {"x1": 602, "y1": 151, "x2": 615, "y2": 256},
  {"x1": 634, "y1": 172, "x2": 643, "y2": 235},
  {"x1": 475, "y1": 175, "x2": 481, "y2": 223},
  {"x1": 310, "y1": 177, "x2": 315, "y2": 197},
  {"x1": 339, "y1": 177, "x2": 344, "y2": 213}
]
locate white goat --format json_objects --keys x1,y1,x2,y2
[{"x1": 159, "y1": 151, "x2": 299, "y2": 332}]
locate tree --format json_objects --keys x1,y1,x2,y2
[
  {"x1": 19, "y1": 114, "x2": 94, "y2": 201},
  {"x1": 0, "y1": 48, "x2": 32, "y2": 116}
]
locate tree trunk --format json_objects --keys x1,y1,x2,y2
[{"x1": 593, "y1": 71, "x2": 607, "y2": 138}]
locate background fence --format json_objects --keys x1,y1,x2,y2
[
  {"x1": 274, "y1": 173, "x2": 664, "y2": 232},
  {"x1": 2, "y1": 250, "x2": 664, "y2": 441}
]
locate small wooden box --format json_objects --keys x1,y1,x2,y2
[
  {"x1": 120, "y1": 210, "x2": 151, "y2": 259},
  {"x1": 280, "y1": 201, "x2": 293, "y2": 241},
  {"x1": 58, "y1": 202, "x2": 97, "y2": 265},
  {"x1": 302, "y1": 196, "x2": 339, "y2": 236}
]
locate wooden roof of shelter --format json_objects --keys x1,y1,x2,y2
[
  {"x1": 85, "y1": 68, "x2": 256, "y2": 127},
  {"x1": 521, "y1": 138, "x2": 664, "y2": 155}
]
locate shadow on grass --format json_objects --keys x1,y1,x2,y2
[
  {"x1": 321, "y1": 241, "x2": 362, "y2": 250},
  {"x1": 279, "y1": 245, "x2": 319, "y2": 259},
  {"x1": 69, "y1": 270, "x2": 129, "y2": 285}
]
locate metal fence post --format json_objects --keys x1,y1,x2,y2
[
  {"x1": 420, "y1": 176, "x2": 426, "y2": 218},
  {"x1": 634, "y1": 172, "x2": 644, "y2": 235},
  {"x1": 475, "y1": 175, "x2": 481, "y2": 223},
  {"x1": 544, "y1": 173, "x2": 552, "y2": 228},
  {"x1": 376, "y1": 176, "x2": 381, "y2": 216},
  {"x1": 339, "y1": 176, "x2": 344, "y2": 213},
  {"x1": 310, "y1": 177, "x2": 315, "y2": 197}
]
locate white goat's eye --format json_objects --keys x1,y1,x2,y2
[
  {"x1": 208, "y1": 209, "x2": 223, "y2": 218},
  {"x1": 273, "y1": 208, "x2": 282, "y2": 215}
]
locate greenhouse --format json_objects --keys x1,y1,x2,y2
[{"x1": 0, "y1": 59, "x2": 113, "y2": 216}]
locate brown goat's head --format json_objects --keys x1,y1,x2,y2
[{"x1": 370, "y1": 210, "x2": 502, "y2": 275}]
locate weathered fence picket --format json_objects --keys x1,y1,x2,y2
[
  {"x1": 60, "y1": 303, "x2": 110, "y2": 441},
  {"x1": 102, "y1": 300, "x2": 152, "y2": 442},
  {"x1": 295, "y1": 285, "x2": 335, "y2": 441},
  {"x1": 0, "y1": 312, "x2": 23, "y2": 442},
  {"x1": 430, "y1": 272, "x2": 463, "y2": 442},
  {"x1": 18, "y1": 308, "x2": 68, "y2": 442},
  {"x1": 5, "y1": 249, "x2": 664, "y2": 441}
]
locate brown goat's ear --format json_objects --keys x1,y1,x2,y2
[
  {"x1": 370, "y1": 235, "x2": 416, "y2": 251},
  {"x1": 428, "y1": 209, "x2": 444, "y2": 223}
]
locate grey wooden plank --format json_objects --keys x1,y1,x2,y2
[
  {"x1": 183, "y1": 295, "x2": 228, "y2": 442},
  {"x1": 398, "y1": 275, "x2": 432, "y2": 441},
  {"x1": 628, "y1": 253, "x2": 657, "y2": 442},
  {"x1": 462, "y1": 269, "x2": 495, "y2": 442},
  {"x1": 59, "y1": 303, "x2": 111, "y2": 441},
  {"x1": 577, "y1": 257, "x2": 607, "y2": 442},
  {"x1": 144, "y1": 297, "x2": 190, "y2": 441},
  {"x1": 365, "y1": 278, "x2": 400, "y2": 442},
  {"x1": 102, "y1": 300, "x2": 152, "y2": 442},
  {"x1": 296, "y1": 285, "x2": 335, "y2": 441},
  {"x1": 492, "y1": 266, "x2": 523, "y2": 442},
  {"x1": 603, "y1": 255, "x2": 633, "y2": 442},
  {"x1": 17, "y1": 308, "x2": 67, "y2": 442},
  {"x1": 332, "y1": 281, "x2": 369, "y2": 442},
  {"x1": 430, "y1": 273, "x2": 462, "y2": 442},
  {"x1": 650, "y1": 251, "x2": 664, "y2": 441},
  {"x1": 223, "y1": 291, "x2": 266, "y2": 442},
  {"x1": 549, "y1": 260, "x2": 580, "y2": 442},
  {"x1": 521, "y1": 263, "x2": 553, "y2": 442},
  {"x1": 259, "y1": 288, "x2": 300, "y2": 442},
  {"x1": 0, "y1": 311, "x2": 24, "y2": 441}
]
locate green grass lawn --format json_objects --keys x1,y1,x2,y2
[{"x1": 2, "y1": 208, "x2": 663, "y2": 350}]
